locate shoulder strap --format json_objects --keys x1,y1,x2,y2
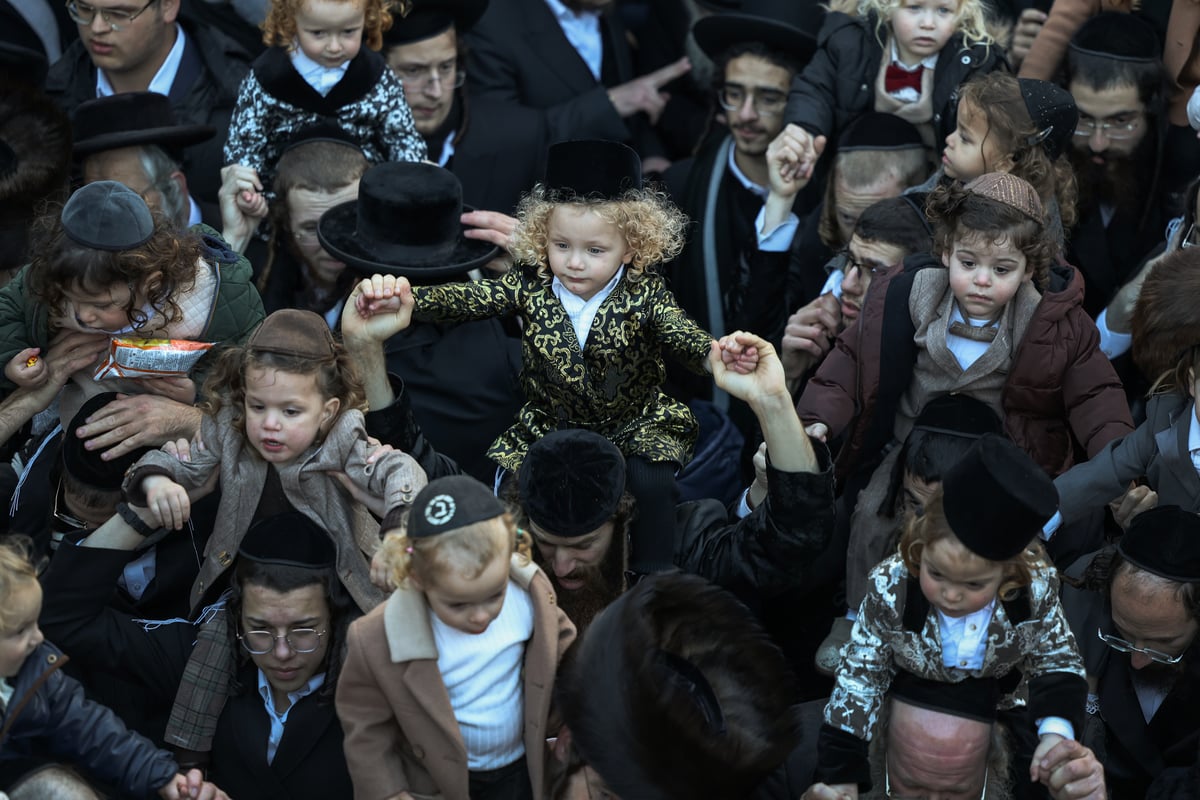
[{"x1": 0, "y1": 652, "x2": 69, "y2": 747}]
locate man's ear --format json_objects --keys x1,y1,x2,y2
[{"x1": 159, "y1": 0, "x2": 181, "y2": 24}]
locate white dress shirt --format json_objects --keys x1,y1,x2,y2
[
  {"x1": 256, "y1": 670, "x2": 326, "y2": 763},
  {"x1": 97, "y1": 23, "x2": 185, "y2": 97},
  {"x1": 544, "y1": 0, "x2": 603, "y2": 81},
  {"x1": 552, "y1": 266, "x2": 624, "y2": 349},
  {"x1": 290, "y1": 46, "x2": 351, "y2": 97}
]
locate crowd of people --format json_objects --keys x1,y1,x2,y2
[{"x1": 0, "y1": 0, "x2": 1199, "y2": 797}]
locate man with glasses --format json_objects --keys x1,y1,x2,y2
[
  {"x1": 381, "y1": 0, "x2": 547, "y2": 215},
  {"x1": 45, "y1": 0, "x2": 250, "y2": 206},
  {"x1": 1061, "y1": 505, "x2": 1200, "y2": 797},
  {"x1": 1062, "y1": 13, "x2": 1173, "y2": 320}
]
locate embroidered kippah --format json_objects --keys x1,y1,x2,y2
[{"x1": 963, "y1": 172, "x2": 1044, "y2": 223}]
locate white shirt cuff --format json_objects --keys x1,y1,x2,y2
[
  {"x1": 1041, "y1": 510, "x2": 1062, "y2": 541},
  {"x1": 1036, "y1": 717, "x2": 1076, "y2": 741},
  {"x1": 821, "y1": 269, "x2": 845, "y2": 299},
  {"x1": 736, "y1": 488, "x2": 754, "y2": 519},
  {"x1": 755, "y1": 207, "x2": 800, "y2": 252},
  {"x1": 1096, "y1": 309, "x2": 1132, "y2": 360}
]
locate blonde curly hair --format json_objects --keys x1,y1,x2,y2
[
  {"x1": 261, "y1": 0, "x2": 408, "y2": 52},
  {"x1": 508, "y1": 185, "x2": 689, "y2": 284},
  {"x1": 862, "y1": 0, "x2": 994, "y2": 52},
  {"x1": 379, "y1": 512, "x2": 532, "y2": 589}
]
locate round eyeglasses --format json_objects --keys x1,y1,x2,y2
[
  {"x1": 239, "y1": 628, "x2": 326, "y2": 655},
  {"x1": 1073, "y1": 114, "x2": 1143, "y2": 141},
  {"x1": 717, "y1": 86, "x2": 787, "y2": 117},
  {"x1": 395, "y1": 63, "x2": 465, "y2": 91},
  {"x1": 1096, "y1": 627, "x2": 1184, "y2": 665},
  {"x1": 66, "y1": 0, "x2": 158, "y2": 31}
]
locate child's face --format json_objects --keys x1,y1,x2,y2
[
  {"x1": 942, "y1": 101, "x2": 1009, "y2": 182},
  {"x1": 890, "y1": 0, "x2": 959, "y2": 66},
  {"x1": 244, "y1": 367, "x2": 340, "y2": 465},
  {"x1": 419, "y1": 540, "x2": 511, "y2": 635},
  {"x1": 546, "y1": 205, "x2": 633, "y2": 302},
  {"x1": 62, "y1": 280, "x2": 147, "y2": 334},
  {"x1": 918, "y1": 536, "x2": 1004, "y2": 618},
  {"x1": 0, "y1": 579, "x2": 44, "y2": 678},
  {"x1": 944, "y1": 234, "x2": 1031, "y2": 322},
  {"x1": 294, "y1": 0, "x2": 364, "y2": 69}
]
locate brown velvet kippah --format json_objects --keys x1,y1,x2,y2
[
  {"x1": 408, "y1": 475, "x2": 505, "y2": 538},
  {"x1": 964, "y1": 172, "x2": 1044, "y2": 223},
  {"x1": 247, "y1": 309, "x2": 336, "y2": 360}
]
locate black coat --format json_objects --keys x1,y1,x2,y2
[
  {"x1": 44, "y1": 12, "x2": 250, "y2": 205},
  {"x1": 39, "y1": 545, "x2": 353, "y2": 800},
  {"x1": 447, "y1": 93, "x2": 550, "y2": 215},
  {"x1": 784, "y1": 11, "x2": 1005, "y2": 151}
]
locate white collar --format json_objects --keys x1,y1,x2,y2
[
  {"x1": 726, "y1": 143, "x2": 769, "y2": 198},
  {"x1": 256, "y1": 668, "x2": 325, "y2": 714},
  {"x1": 890, "y1": 38, "x2": 938, "y2": 71},
  {"x1": 552, "y1": 264, "x2": 624, "y2": 307},
  {"x1": 97, "y1": 22, "x2": 185, "y2": 97},
  {"x1": 544, "y1": 0, "x2": 600, "y2": 22},
  {"x1": 1188, "y1": 401, "x2": 1200, "y2": 455}
]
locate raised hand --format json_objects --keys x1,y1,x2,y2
[
  {"x1": 607, "y1": 57, "x2": 691, "y2": 125},
  {"x1": 343, "y1": 274, "x2": 415, "y2": 345}
]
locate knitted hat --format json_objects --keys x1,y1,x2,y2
[
  {"x1": 1019, "y1": 79, "x2": 1079, "y2": 160},
  {"x1": 1117, "y1": 505, "x2": 1200, "y2": 582},
  {"x1": 61, "y1": 180, "x2": 154, "y2": 251},
  {"x1": 518, "y1": 430, "x2": 626, "y2": 537},
  {"x1": 239, "y1": 512, "x2": 337, "y2": 568},
  {"x1": 247, "y1": 309, "x2": 337, "y2": 360},
  {"x1": 408, "y1": 475, "x2": 505, "y2": 538},
  {"x1": 1130, "y1": 247, "x2": 1200, "y2": 381},
  {"x1": 543, "y1": 140, "x2": 642, "y2": 201},
  {"x1": 941, "y1": 434, "x2": 1059, "y2": 561},
  {"x1": 963, "y1": 172, "x2": 1044, "y2": 223},
  {"x1": 838, "y1": 112, "x2": 924, "y2": 152}
]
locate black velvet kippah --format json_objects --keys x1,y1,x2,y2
[
  {"x1": 941, "y1": 434, "x2": 1058, "y2": 561},
  {"x1": 61, "y1": 180, "x2": 154, "y2": 251},
  {"x1": 1118, "y1": 506, "x2": 1200, "y2": 582},
  {"x1": 1019, "y1": 79, "x2": 1078, "y2": 160},
  {"x1": 838, "y1": 112, "x2": 924, "y2": 152},
  {"x1": 408, "y1": 475, "x2": 504, "y2": 538},
  {"x1": 239, "y1": 512, "x2": 336, "y2": 568},
  {"x1": 543, "y1": 140, "x2": 642, "y2": 201},
  {"x1": 62, "y1": 392, "x2": 151, "y2": 490},
  {"x1": 518, "y1": 429, "x2": 625, "y2": 537},
  {"x1": 1070, "y1": 11, "x2": 1159, "y2": 63}
]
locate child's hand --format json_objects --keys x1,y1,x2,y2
[
  {"x1": 158, "y1": 769, "x2": 231, "y2": 799},
  {"x1": 1030, "y1": 733, "x2": 1066, "y2": 785},
  {"x1": 772, "y1": 124, "x2": 826, "y2": 184},
  {"x1": 143, "y1": 475, "x2": 191, "y2": 530},
  {"x1": 719, "y1": 334, "x2": 760, "y2": 374},
  {"x1": 5, "y1": 347, "x2": 48, "y2": 388},
  {"x1": 370, "y1": 547, "x2": 397, "y2": 592},
  {"x1": 344, "y1": 274, "x2": 415, "y2": 343},
  {"x1": 767, "y1": 126, "x2": 819, "y2": 198},
  {"x1": 801, "y1": 783, "x2": 857, "y2": 800},
  {"x1": 805, "y1": 422, "x2": 828, "y2": 442}
]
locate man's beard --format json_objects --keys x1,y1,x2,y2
[
  {"x1": 1070, "y1": 132, "x2": 1156, "y2": 220},
  {"x1": 544, "y1": 538, "x2": 627, "y2": 632}
]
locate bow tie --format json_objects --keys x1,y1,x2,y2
[
  {"x1": 948, "y1": 321, "x2": 998, "y2": 342},
  {"x1": 885, "y1": 64, "x2": 924, "y2": 95}
]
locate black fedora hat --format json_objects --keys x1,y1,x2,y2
[
  {"x1": 72, "y1": 92, "x2": 215, "y2": 158},
  {"x1": 693, "y1": 0, "x2": 821, "y2": 65},
  {"x1": 383, "y1": 0, "x2": 488, "y2": 47},
  {"x1": 318, "y1": 161, "x2": 499, "y2": 278}
]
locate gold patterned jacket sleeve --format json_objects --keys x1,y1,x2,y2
[
  {"x1": 409, "y1": 269, "x2": 524, "y2": 324},
  {"x1": 643, "y1": 274, "x2": 713, "y2": 375}
]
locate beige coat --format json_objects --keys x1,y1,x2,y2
[{"x1": 335, "y1": 556, "x2": 575, "y2": 800}]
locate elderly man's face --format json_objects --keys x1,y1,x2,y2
[
  {"x1": 83, "y1": 146, "x2": 178, "y2": 224},
  {"x1": 885, "y1": 700, "x2": 992, "y2": 799},
  {"x1": 286, "y1": 181, "x2": 360, "y2": 288},
  {"x1": 386, "y1": 27, "x2": 459, "y2": 136},
  {"x1": 1110, "y1": 569, "x2": 1199, "y2": 671},
  {"x1": 833, "y1": 173, "x2": 906, "y2": 244}
]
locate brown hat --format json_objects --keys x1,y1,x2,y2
[
  {"x1": 247, "y1": 309, "x2": 337, "y2": 360},
  {"x1": 963, "y1": 173, "x2": 1043, "y2": 223}
]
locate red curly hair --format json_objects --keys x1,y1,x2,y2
[{"x1": 261, "y1": 0, "x2": 410, "y2": 51}]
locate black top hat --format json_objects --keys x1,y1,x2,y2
[
  {"x1": 408, "y1": 475, "x2": 505, "y2": 538},
  {"x1": 692, "y1": 0, "x2": 821, "y2": 65},
  {"x1": 1070, "y1": 12, "x2": 1160, "y2": 63},
  {"x1": 62, "y1": 393, "x2": 152, "y2": 490},
  {"x1": 543, "y1": 140, "x2": 643, "y2": 201},
  {"x1": 1019, "y1": 79, "x2": 1078, "y2": 161},
  {"x1": 696, "y1": 0, "x2": 742, "y2": 10},
  {"x1": 383, "y1": 0, "x2": 488, "y2": 47},
  {"x1": 941, "y1": 434, "x2": 1058, "y2": 561},
  {"x1": 518, "y1": 429, "x2": 626, "y2": 538},
  {"x1": 1117, "y1": 506, "x2": 1200, "y2": 583},
  {"x1": 239, "y1": 512, "x2": 337, "y2": 568},
  {"x1": 71, "y1": 92, "x2": 215, "y2": 158},
  {"x1": 838, "y1": 112, "x2": 924, "y2": 152},
  {"x1": 318, "y1": 161, "x2": 498, "y2": 278}
]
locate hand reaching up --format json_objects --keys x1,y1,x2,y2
[{"x1": 343, "y1": 274, "x2": 416, "y2": 344}]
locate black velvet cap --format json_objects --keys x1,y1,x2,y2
[
  {"x1": 838, "y1": 112, "x2": 924, "y2": 152},
  {"x1": 408, "y1": 475, "x2": 505, "y2": 538},
  {"x1": 239, "y1": 512, "x2": 337, "y2": 568},
  {"x1": 543, "y1": 140, "x2": 642, "y2": 201},
  {"x1": 382, "y1": 0, "x2": 488, "y2": 46},
  {"x1": 1019, "y1": 79, "x2": 1078, "y2": 161},
  {"x1": 72, "y1": 92, "x2": 214, "y2": 158},
  {"x1": 318, "y1": 161, "x2": 498, "y2": 278},
  {"x1": 941, "y1": 434, "x2": 1058, "y2": 561},
  {"x1": 518, "y1": 430, "x2": 626, "y2": 537},
  {"x1": 280, "y1": 121, "x2": 365, "y2": 156},
  {"x1": 891, "y1": 671, "x2": 999, "y2": 723},
  {"x1": 911, "y1": 394, "x2": 1002, "y2": 439},
  {"x1": 693, "y1": 0, "x2": 820, "y2": 65},
  {"x1": 62, "y1": 393, "x2": 151, "y2": 490},
  {"x1": 1069, "y1": 12, "x2": 1160, "y2": 63},
  {"x1": 1117, "y1": 505, "x2": 1200, "y2": 582},
  {"x1": 62, "y1": 180, "x2": 154, "y2": 251}
]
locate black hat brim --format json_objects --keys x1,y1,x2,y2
[
  {"x1": 384, "y1": 0, "x2": 489, "y2": 46},
  {"x1": 317, "y1": 199, "x2": 500, "y2": 278},
  {"x1": 73, "y1": 125, "x2": 217, "y2": 158},
  {"x1": 693, "y1": 13, "x2": 816, "y2": 65}
]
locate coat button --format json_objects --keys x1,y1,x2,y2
[
  {"x1": 961, "y1": 55, "x2": 971, "y2": 64},
  {"x1": 413, "y1": 745, "x2": 425, "y2": 759},
  {"x1": 959, "y1": 660, "x2": 968, "y2": 667},
  {"x1": 218, "y1": 551, "x2": 233, "y2": 567},
  {"x1": 47, "y1": 653, "x2": 58, "y2": 664}
]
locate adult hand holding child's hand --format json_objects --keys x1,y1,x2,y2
[{"x1": 344, "y1": 274, "x2": 415, "y2": 343}]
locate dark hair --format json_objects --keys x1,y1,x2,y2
[
  {"x1": 1066, "y1": 48, "x2": 1169, "y2": 115},
  {"x1": 227, "y1": 557, "x2": 356, "y2": 700},
  {"x1": 1071, "y1": 545, "x2": 1200, "y2": 626},
  {"x1": 27, "y1": 205, "x2": 203, "y2": 330},
  {"x1": 880, "y1": 426, "x2": 986, "y2": 517},
  {"x1": 853, "y1": 196, "x2": 934, "y2": 259},
  {"x1": 714, "y1": 40, "x2": 804, "y2": 81},
  {"x1": 926, "y1": 182, "x2": 1054, "y2": 290}
]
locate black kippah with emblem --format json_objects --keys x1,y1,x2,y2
[{"x1": 408, "y1": 475, "x2": 505, "y2": 538}]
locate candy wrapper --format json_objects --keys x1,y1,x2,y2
[{"x1": 93, "y1": 337, "x2": 214, "y2": 380}]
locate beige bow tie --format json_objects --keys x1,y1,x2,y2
[{"x1": 947, "y1": 321, "x2": 998, "y2": 342}]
